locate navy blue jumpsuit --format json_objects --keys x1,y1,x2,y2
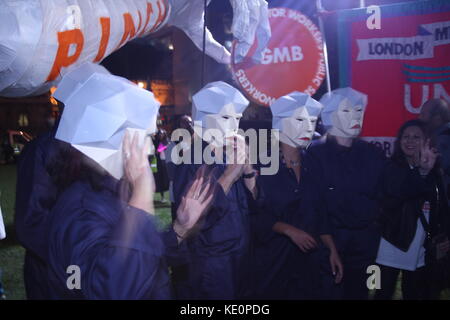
[
  {"x1": 302, "y1": 136, "x2": 386, "y2": 299},
  {"x1": 172, "y1": 156, "x2": 260, "y2": 299},
  {"x1": 250, "y1": 151, "x2": 325, "y2": 299},
  {"x1": 46, "y1": 175, "x2": 181, "y2": 299}
]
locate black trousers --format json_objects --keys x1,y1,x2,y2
[{"x1": 374, "y1": 264, "x2": 435, "y2": 300}]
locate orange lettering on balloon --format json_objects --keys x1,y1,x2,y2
[
  {"x1": 136, "y1": 11, "x2": 143, "y2": 34},
  {"x1": 47, "y1": 29, "x2": 84, "y2": 81},
  {"x1": 94, "y1": 17, "x2": 110, "y2": 62},
  {"x1": 138, "y1": 2, "x2": 153, "y2": 37},
  {"x1": 149, "y1": 0, "x2": 167, "y2": 33},
  {"x1": 117, "y1": 13, "x2": 136, "y2": 49}
]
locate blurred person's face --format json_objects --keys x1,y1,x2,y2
[
  {"x1": 400, "y1": 126, "x2": 424, "y2": 159},
  {"x1": 180, "y1": 116, "x2": 194, "y2": 135},
  {"x1": 279, "y1": 106, "x2": 318, "y2": 148},
  {"x1": 420, "y1": 103, "x2": 445, "y2": 130},
  {"x1": 331, "y1": 98, "x2": 366, "y2": 138},
  {"x1": 419, "y1": 103, "x2": 431, "y2": 122}
]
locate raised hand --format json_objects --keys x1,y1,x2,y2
[
  {"x1": 174, "y1": 168, "x2": 215, "y2": 241},
  {"x1": 123, "y1": 130, "x2": 155, "y2": 214}
]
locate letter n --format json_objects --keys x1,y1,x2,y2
[
  {"x1": 46, "y1": 29, "x2": 84, "y2": 81},
  {"x1": 138, "y1": 3, "x2": 154, "y2": 37},
  {"x1": 149, "y1": 0, "x2": 167, "y2": 33},
  {"x1": 117, "y1": 13, "x2": 136, "y2": 49}
]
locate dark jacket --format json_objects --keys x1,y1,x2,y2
[
  {"x1": 15, "y1": 131, "x2": 58, "y2": 299},
  {"x1": 171, "y1": 141, "x2": 262, "y2": 299},
  {"x1": 302, "y1": 135, "x2": 387, "y2": 231},
  {"x1": 47, "y1": 174, "x2": 181, "y2": 299},
  {"x1": 379, "y1": 159, "x2": 450, "y2": 252}
]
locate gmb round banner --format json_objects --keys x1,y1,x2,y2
[{"x1": 231, "y1": 7, "x2": 326, "y2": 106}]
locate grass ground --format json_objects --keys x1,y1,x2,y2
[{"x1": 0, "y1": 164, "x2": 449, "y2": 300}]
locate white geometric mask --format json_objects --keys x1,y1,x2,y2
[
  {"x1": 54, "y1": 63, "x2": 160, "y2": 179},
  {"x1": 320, "y1": 87, "x2": 368, "y2": 138},
  {"x1": 271, "y1": 92, "x2": 323, "y2": 148},
  {"x1": 192, "y1": 81, "x2": 249, "y2": 147}
]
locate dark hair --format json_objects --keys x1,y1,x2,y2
[
  {"x1": 47, "y1": 140, "x2": 106, "y2": 193},
  {"x1": 179, "y1": 115, "x2": 194, "y2": 135},
  {"x1": 391, "y1": 119, "x2": 429, "y2": 166},
  {"x1": 157, "y1": 128, "x2": 169, "y2": 145},
  {"x1": 422, "y1": 99, "x2": 450, "y2": 123}
]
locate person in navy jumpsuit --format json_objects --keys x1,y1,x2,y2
[
  {"x1": 20, "y1": 63, "x2": 214, "y2": 300},
  {"x1": 171, "y1": 81, "x2": 259, "y2": 299},
  {"x1": 250, "y1": 92, "x2": 341, "y2": 299},
  {"x1": 15, "y1": 125, "x2": 59, "y2": 299},
  {"x1": 303, "y1": 87, "x2": 387, "y2": 299}
]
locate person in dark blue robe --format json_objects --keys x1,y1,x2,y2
[
  {"x1": 249, "y1": 92, "x2": 339, "y2": 299},
  {"x1": 46, "y1": 166, "x2": 173, "y2": 299},
  {"x1": 252, "y1": 153, "x2": 321, "y2": 299},
  {"x1": 304, "y1": 136, "x2": 386, "y2": 299},
  {"x1": 18, "y1": 64, "x2": 215, "y2": 300},
  {"x1": 44, "y1": 135, "x2": 214, "y2": 300},
  {"x1": 303, "y1": 87, "x2": 387, "y2": 300},
  {"x1": 15, "y1": 127, "x2": 59, "y2": 299},
  {"x1": 171, "y1": 144, "x2": 260, "y2": 300},
  {"x1": 170, "y1": 81, "x2": 259, "y2": 300}
]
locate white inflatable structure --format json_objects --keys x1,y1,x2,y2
[{"x1": 0, "y1": 0, "x2": 271, "y2": 97}]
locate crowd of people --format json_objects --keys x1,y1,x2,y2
[{"x1": 12, "y1": 62, "x2": 450, "y2": 300}]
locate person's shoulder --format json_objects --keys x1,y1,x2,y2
[
  {"x1": 355, "y1": 139, "x2": 386, "y2": 157},
  {"x1": 437, "y1": 122, "x2": 450, "y2": 136},
  {"x1": 305, "y1": 136, "x2": 327, "y2": 154},
  {"x1": 53, "y1": 181, "x2": 91, "y2": 211}
]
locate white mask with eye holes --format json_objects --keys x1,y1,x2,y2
[
  {"x1": 279, "y1": 107, "x2": 318, "y2": 148},
  {"x1": 201, "y1": 104, "x2": 243, "y2": 147},
  {"x1": 54, "y1": 63, "x2": 160, "y2": 180},
  {"x1": 271, "y1": 91, "x2": 323, "y2": 149},
  {"x1": 329, "y1": 98, "x2": 366, "y2": 138},
  {"x1": 320, "y1": 87, "x2": 368, "y2": 139},
  {"x1": 192, "y1": 81, "x2": 249, "y2": 148}
]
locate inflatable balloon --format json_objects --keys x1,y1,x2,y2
[{"x1": 0, "y1": 0, "x2": 270, "y2": 97}]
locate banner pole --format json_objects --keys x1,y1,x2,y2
[{"x1": 316, "y1": 0, "x2": 332, "y2": 94}]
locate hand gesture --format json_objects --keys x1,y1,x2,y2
[
  {"x1": 123, "y1": 130, "x2": 155, "y2": 214},
  {"x1": 174, "y1": 168, "x2": 215, "y2": 240}
]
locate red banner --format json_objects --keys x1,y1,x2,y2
[
  {"x1": 337, "y1": 0, "x2": 450, "y2": 155},
  {"x1": 231, "y1": 7, "x2": 325, "y2": 106}
]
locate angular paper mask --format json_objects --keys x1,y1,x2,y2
[
  {"x1": 192, "y1": 81, "x2": 249, "y2": 147},
  {"x1": 55, "y1": 62, "x2": 160, "y2": 179},
  {"x1": 320, "y1": 87, "x2": 368, "y2": 138},
  {"x1": 271, "y1": 92, "x2": 323, "y2": 148}
]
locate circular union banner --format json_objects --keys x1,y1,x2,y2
[{"x1": 231, "y1": 7, "x2": 325, "y2": 106}]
